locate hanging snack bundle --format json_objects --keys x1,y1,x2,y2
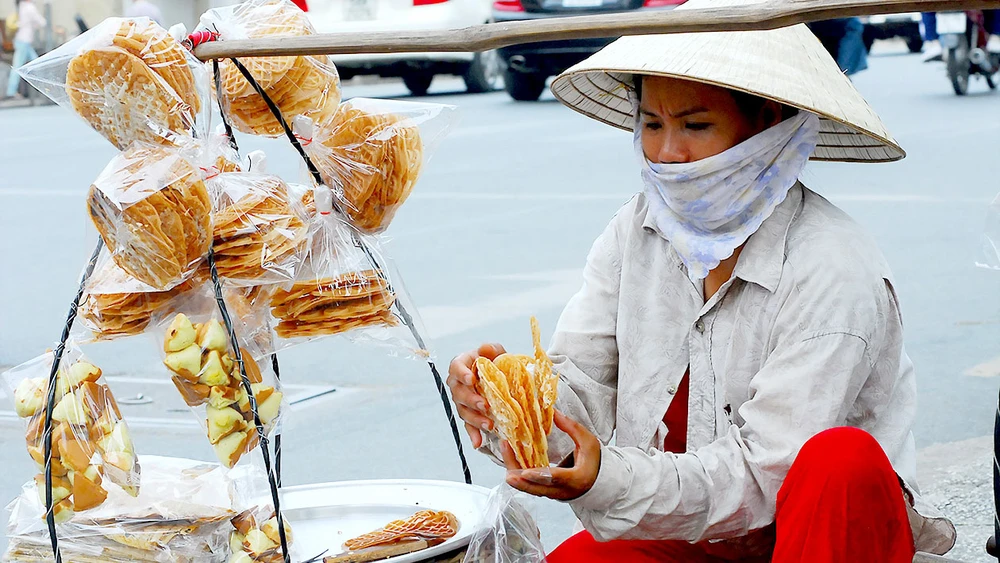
[
  {"x1": 87, "y1": 143, "x2": 212, "y2": 290},
  {"x1": 2, "y1": 348, "x2": 141, "y2": 524},
  {"x1": 268, "y1": 214, "x2": 398, "y2": 340},
  {"x1": 79, "y1": 250, "x2": 206, "y2": 340},
  {"x1": 17, "y1": 17, "x2": 208, "y2": 150},
  {"x1": 228, "y1": 506, "x2": 294, "y2": 563},
  {"x1": 204, "y1": 0, "x2": 342, "y2": 137},
  {"x1": 208, "y1": 173, "x2": 310, "y2": 283},
  {"x1": 160, "y1": 309, "x2": 284, "y2": 469},
  {"x1": 474, "y1": 318, "x2": 559, "y2": 470},
  {"x1": 295, "y1": 98, "x2": 457, "y2": 233}
]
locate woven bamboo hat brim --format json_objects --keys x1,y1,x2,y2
[{"x1": 550, "y1": 0, "x2": 904, "y2": 163}]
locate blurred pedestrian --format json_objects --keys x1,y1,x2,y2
[
  {"x1": 124, "y1": 0, "x2": 163, "y2": 26},
  {"x1": 5, "y1": 0, "x2": 45, "y2": 100},
  {"x1": 808, "y1": 18, "x2": 868, "y2": 76}
]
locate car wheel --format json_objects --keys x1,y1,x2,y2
[
  {"x1": 463, "y1": 50, "x2": 504, "y2": 93},
  {"x1": 906, "y1": 35, "x2": 924, "y2": 53},
  {"x1": 504, "y1": 69, "x2": 546, "y2": 102},
  {"x1": 403, "y1": 73, "x2": 434, "y2": 97}
]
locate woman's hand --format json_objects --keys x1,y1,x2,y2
[
  {"x1": 447, "y1": 343, "x2": 506, "y2": 448},
  {"x1": 502, "y1": 411, "x2": 601, "y2": 501}
]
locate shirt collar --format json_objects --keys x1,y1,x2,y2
[{"x1": 642, "y1": 183, "x2": 803, "y2": 293}]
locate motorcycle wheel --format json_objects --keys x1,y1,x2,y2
[{"x1": 947, "y1": 45, "x2": 970, "y2": 95}]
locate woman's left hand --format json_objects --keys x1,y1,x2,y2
[{"x1": 502, "y1": 411, "x2": 601, "y2": 501}]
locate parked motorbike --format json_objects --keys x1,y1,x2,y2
[{"x1": 937, "y1": 10, "x2": 1000, "y2": 95}]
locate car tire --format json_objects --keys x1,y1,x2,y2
[
  {"x1": 463, "y1": 50, "x2": 504, "y2": 93},
  {"x1": 504, "y1": 69, "x2": 546, "y2": 102},
  {"x1": 403, "y1": 73, "x2": 434, "y2": 97},
  {"x1": 906, "y1": 35, "x2": 924, "y2": 53}
]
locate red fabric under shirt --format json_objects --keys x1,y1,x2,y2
[{"x1": 662, "y1": 371, "x2": 690, "y2": 454}]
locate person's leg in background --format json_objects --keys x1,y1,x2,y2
[
  {"x1": 5, "y1": 40, "x2": 38, "y2": 99},
  {"x1": 771, "y1": 427, "x2": 916, "y2": 563},
  {"x1": 837, "y1": 17, "x2": 868, "y2": 76},
  {"x1": 922, "y1": 12, "x2": 942, "y2": 61},
  {"x1": 984, "y1": 10, "x2": 1000, "y2": 52}
]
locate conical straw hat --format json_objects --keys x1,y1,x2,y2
[{"x1": 550, "y1": 0, "x2": 903, "y2": 163}]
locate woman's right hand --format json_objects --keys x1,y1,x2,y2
[{"x1": 448, "y1": 343, "x2": 506, "y2": 448}]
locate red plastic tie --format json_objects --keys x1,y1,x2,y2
[
  {"x1": 199, "y1": 166, "x2": 221, "y2": 181},
  {"x1": 183, "y1": 30, "x2": 220, "y2": 51},
  {"x1": 294, "y1": 133, "x2": 313, "y2": 147}
]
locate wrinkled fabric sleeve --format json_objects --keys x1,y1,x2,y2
[
  {"x1": 569, "y1": 270, "x2": 898, "y2": 543},
  {"x1": 478, "y1": 205, "x2": 625, "y2": 465}
]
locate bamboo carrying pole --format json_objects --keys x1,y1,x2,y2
[{"x1": 195, "y1": 0, "x2": 1000, "y2": 60}]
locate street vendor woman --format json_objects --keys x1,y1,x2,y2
[{"x1": 447, "y1": 0, "x2": 958, "y2": 561}]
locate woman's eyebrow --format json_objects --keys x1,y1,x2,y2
[{"x1": 639, "y1": 105, "x2": 711, "y2": 119}]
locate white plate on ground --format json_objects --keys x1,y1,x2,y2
[{"x1": 280, "y1": 479, "x2": 493, "y2": 563}]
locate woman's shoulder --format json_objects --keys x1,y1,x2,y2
[{"x1": 783, "y1": 187, "x2": 894, "y2": 287}]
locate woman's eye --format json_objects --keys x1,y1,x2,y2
[
  {"x1": 643, "y1": 122, "x2": 662, "y2": 131},
  {"x1": 685, "y1": 122, "x2": 712, "y2": 131}
]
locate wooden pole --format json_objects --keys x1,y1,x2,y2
[{"x1": 194, "y1": 0, "x2": 1000, "y2": 60}]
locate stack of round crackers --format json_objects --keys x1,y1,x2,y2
[
  {"x1": 210, "y1": 174, "x2": 309, "y2": 282},
  {"x1": 217, "y1": 0, "x2": 341, "y2": 136},
  {"x1": 312, "y1": 101, "x2": 423, "y2": 233},
  {"x1": 474, "y1": 317, "x2": 559, "y2": 469},
  {"x1": 67, "y1": 18, "x2": 201, "y2": 150},
  {"x1": 87, "y1": 145, "x2": 212, "y2": 290},
  {"x1": 80, "y1": 279, "x2": 200, "y2": 339},
  {"x1": 269, "y1": 270, "x2": 397, "y2": 339}
]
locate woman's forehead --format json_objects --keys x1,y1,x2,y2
[{"x1": 640, "y1": 76, "x2": 737, "y2": 109}]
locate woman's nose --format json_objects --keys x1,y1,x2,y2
[{"x1": 656, "y1": 131, "x2": 690, "y2": 164}]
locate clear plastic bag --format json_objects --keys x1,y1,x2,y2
[
  {"x1": 226, "y1": 504, "x2": 296, "y2": 563},
  {"x1": 207, "y1": 172, "x2": 311, "y2": 285},
  {"x1": 77, "y1": 250, "x2": 206, "y2": 340},
  {"x1": 16, "y1": 17, "x2": 210, "y2": 150},
  {"x1": 978, "y1": 192, "x2": 1000, "y2": 270},
  {"x1": 267, "y1": 200, "x2": 430, "y2": 357},
  {"x1": 200, "y1": 0, "x2": 342, "y2": 137},
  {"x1": 293, "y1": 98, "x2": 458, "y2": 233},
  {"x1": 153, "y1": 284, "x2": 285, "y2": 470},
  {"x1": 462, "y1": 485, "x2": 546, "y2": 563},
  {"x1": 4, "y1": 456, "x2": 243, "y2": 562},
  {"x1": 1, "y1": 345, "x2": 142, "y2": 524},
  {"x1": 87, "y1": 142, "x2": 212, "y2": 291}
]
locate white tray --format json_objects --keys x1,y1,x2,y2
[{"x1": 279, "y1": 479, "x2": 493, "y2": 563}]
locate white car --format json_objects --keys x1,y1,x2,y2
[{"x1": 306, "y1": 0, "x2": 503, "y2": 95}]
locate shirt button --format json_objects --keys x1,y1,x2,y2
[
  {"x1": 695, "y1": 320, "x2": 705, "y2": 333},
  {"x1": 667, "y1": 384, "x2": 678, "y2": 395}
]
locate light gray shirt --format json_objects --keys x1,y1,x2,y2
[{"x1": 482, "y1": 184, "x2": 955, "y2": 554}]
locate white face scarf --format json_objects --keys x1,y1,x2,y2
[{"x1": 634, "y1": 104, "x2": 821, "y2": 282}]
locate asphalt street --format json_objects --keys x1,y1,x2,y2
[{"x1": 1, "y1": 40, "x2": 1000, "y2": 560}]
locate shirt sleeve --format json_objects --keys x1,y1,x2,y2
[
  {"x1": 477, "y1": 200, "x2": 628, "y2": 465},
  {"x1": 568, "y1": 270, "x2": 899, "y2": 543},
  {"x1": 28, "y1": 4, "x2": 46, "y2": 29}
]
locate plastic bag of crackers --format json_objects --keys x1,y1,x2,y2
[
  {"x1": 17, "y1": 17, "x2": 209, "y2": 150},
  {"x1": 87, "y1": 142, "x2": 212, "y2": 291},
  {"x1": 199, "y1": 0, "x2": 342, "y2": 137},
  {"x1": 268, "y1": 197, "x2": 429, "y2": 357},
  {"x1": 4, "y1": 456, "x2": 238, "y2": 562},
  {"x1": 153, "y1": 284, "x2": 286, "y2": 470},
  {"x1": 77, "y1": 250, "x2": 206, "y2": 341},
  {"x1": 292, "y1": 98, "x2": 458, "y2": 233},
  {"x1": 206, "y1": 172, "x2": 311, "y2": 285},
  {"x1": 1, "y1": 345, "x2": 142, "y2": 526},
  {"x1": 461, "y1": 485, "x2": 545, "y2": 563}
]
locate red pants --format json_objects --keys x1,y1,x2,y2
[{"x1": 547, "y1": 427, "x2": 915, "y2": 563}]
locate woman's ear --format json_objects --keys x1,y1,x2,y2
[{"x1": 759, "y1": 100, "x2": 783, "y2": 129}]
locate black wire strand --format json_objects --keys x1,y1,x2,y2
[
  {"x1": 207, "y1": 250, "x2": 290, "y2": 562},
  {"x1": 41, "y1": 237, "x2": 104, "y2": 563},
  {"x1": 227, "y1": 58, "x2": 473, "y2": 485}
]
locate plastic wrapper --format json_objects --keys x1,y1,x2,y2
[
  {"x1": 208, "y1": 172, "x2": 310, "y2": 284},
  {"x1": 154, "y1": 285, "x2": 285, "y2": 470},
  {"x1": 87, "y1": 142, "x2": 212, "y2": 291},
  {"x1": 226, "y1": 504, "x2": 295, "y2": 563},
  {"x1": 267, "y1": 199, "x2": 429, "y2": 357},
  {"x1": 462, "y1": 486, "x2": 545, "y2": 563},
  {"x1": 979, "y1": 191, "x2": 1000, "y2": 270},
  {"x1": 17, "y1": 17, "x2": 210, "y2": 150},
  {"x1": 77, "y1": 250, "x2": 206, "y2": 340},
  {"x1": 294, "y1": 98, "x2": 458, "y2": 233},
  {"x1": 4, "y1": 456, "x2": 245, "y2": 562},
  {"x1": 1, "y1": 346, "x2": 142, "y2": 524},
  {"x1": 200, "y1": 0, "x2": 342, "y2": 137}
]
